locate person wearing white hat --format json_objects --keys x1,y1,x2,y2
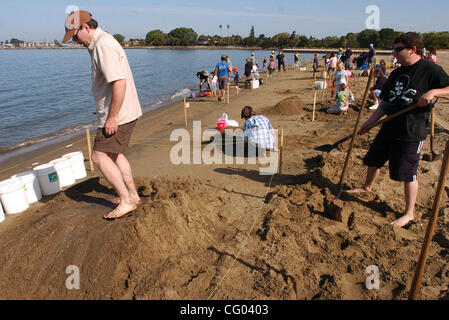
[
  {"x1": 367, "y1": 43, "x2": 376, "y2": 65},
  {"x1": 326, "y1": 76, "x2": 354, "y2": 114}
]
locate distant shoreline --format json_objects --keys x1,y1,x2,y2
[{"x1": 3, "y1": 46, "x2": 448, "y2": 54}]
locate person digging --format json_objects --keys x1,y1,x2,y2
[{"x1": 347, "y1": 32, "x2": 449, "y2": 228}]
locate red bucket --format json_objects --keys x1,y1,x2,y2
[{"x1": 216, "y1": 120, "x2": 227, "y2": 131}]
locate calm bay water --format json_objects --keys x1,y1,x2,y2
[{"x1": 0, "y1": 48, "x2": 313, "y2": 153}]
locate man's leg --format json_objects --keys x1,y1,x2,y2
[
  {"x1": 113, "y1": 153, "x2": 140, "y2": 204},
  {"x1": 91, "y1": 150, "x2": 136, "y2": 218},
  {"x1": 391, "y1": 180, "x2": 418, "y2": 227},
  {"x1": 347, "y1": 166, "x2": 380, "y2": 193}
]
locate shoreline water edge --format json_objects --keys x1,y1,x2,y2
[{"x1": 0, "y1": 56, "x2": 310, "y2": 179}]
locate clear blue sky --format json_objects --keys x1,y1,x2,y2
[{"x1": 1, "y1": 0, "x2": 448, "y2": 42}]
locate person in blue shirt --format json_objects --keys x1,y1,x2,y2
[{"x1": 214, "y1": 55, "x2": 232, "y2": 101}]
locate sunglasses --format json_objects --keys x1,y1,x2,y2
[
  {"x1": 392, "y1": 46, "x2": 407, "y2": 52},
  {"x1": 72, "y1": 27, "x2": 83, "y2": 42}
]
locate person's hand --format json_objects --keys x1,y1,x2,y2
[
  {"x1": 359, "y1": 120, "x2": 372, "y2": 135},
  {"x1": 417, "y1": 90, "x2": 435, "y2": 107},
  {"x1": 104, "y1": 116, "x2": 118, "y2": 136}
]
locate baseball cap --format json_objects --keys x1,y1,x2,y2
[{"x1": 63, "y1": 10, "x2": 92, "y2": 42}]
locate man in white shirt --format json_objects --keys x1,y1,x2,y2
[{"x1": 63, "y1": 11, "x2": 142, "y2": 219}]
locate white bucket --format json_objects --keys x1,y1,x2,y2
[
  {"x1": 300, "y1": 67, "x2": 306, "y2": 71},
  {"x1": 0, "y1": 178, "x2": 29, "y2": 214},
  {"x1": 63, "y1": 152, "x2": 87, "y2": 180},
  {"x1": 0, "y1": 201, "x2": 5, "y2": 223},
  {"x1": 251, "y1": 79, "x2": 259, "y2": 89},
  {"x1": 33, "y1": 163, "x2": 61, "y2": 196},
  {"x1": 11, "y1": 171, "x2": 42, "y2": 204},
  {"x1": 49, "y1": 158, "x2": 76, "y2": 188},
  {"x1": 315, "y1": 80, "x2": 327, "y2": 90}
]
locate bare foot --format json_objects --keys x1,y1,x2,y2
[
  {"x1": 391, "y1": 214, "x2": 414, "y2": 228},
  {"x1": 103, "y1": 202, "x2": 137, "y2": 220},
  {"x1": 110, "y1": 196, "x2": 141, "y2": 205},
  {"x1": 346, "y1": 187, "x2": 372, "y2": 194}
]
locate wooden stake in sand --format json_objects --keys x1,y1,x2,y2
[
  {"x1": 278, "y1": 128, "x2": 284, "y2": 175},
  {"x1": 227, "y1": 81, "x2": 230, "y2": 104},
  {"x1": 409, "y1": 140, "x2": 449, "y2": 300},
  {"x1": 85, "y1": 128, "x2": 94, "y2": 173},
  {"x1": 312, "y1": 90, "x2": 317, "y2": 122},
  {"x1": 184, "y1": 98, "x2": 188, "y2": 127}
]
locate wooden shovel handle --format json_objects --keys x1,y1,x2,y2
[
  {"x1": 335, "y1": 65, "x2": 375, "y2": 198},
  {"x1": 409, "y1": 140, "x2": 449, "y2": 299}
]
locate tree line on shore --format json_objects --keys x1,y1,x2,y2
[{"x1": 111, "y1": 26, "x2": 449, "y2": 50}]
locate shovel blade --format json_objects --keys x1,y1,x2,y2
[
  {"x1": 314, "y1": 144, "x2": 334, "y2": 153},
  {"x1": 324, "y1": 197, "x2": 343, "y2": 222},
  {"x1": 423, "y1": 152, "x2": 442, "y2": 162}
]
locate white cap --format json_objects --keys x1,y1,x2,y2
[
  {"x1": 337, "y1": 77, "x2": 347, "y2": 85},
  {"x1": 369, "y1": 43, "x2": 374, "y2": 47}
]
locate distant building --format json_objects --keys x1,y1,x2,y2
[{"x1": 198, "y1": 38, "x2": 210, "y2": 45}]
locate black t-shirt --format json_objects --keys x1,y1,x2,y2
[
  {"x1": 373, "y1": 75, "x2": 388, "y2": 91},
  {"x1": 379, "y1": 58, "x2": 449, "y2": 141},
  {"x1": 276, "y1": 53, "x2": 285, "y2": 63},
  {"x1": 345, "y1": 48, "x2": 352, "y2": 58},
  {"x1": 244, "y1": 62, "x2": 252, "y2": 77}
]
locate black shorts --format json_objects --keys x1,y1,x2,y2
[
  {"x1": 363, "y1": 134, "x2": 424, "y2": 182},
  {"x1": 93, "y1": 119, "x2": 137, "y2": 154}
]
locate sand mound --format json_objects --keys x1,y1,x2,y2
[
  {"x1": 264, "y1": 96, "x2": 307, "y2": 116},
  {"x1": 1, "y1": 163, "x2": 448, "y2": 300}
]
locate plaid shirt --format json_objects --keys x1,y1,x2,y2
[{"x1": 243, "y1": 115, "x2": 274, "y2": 149}]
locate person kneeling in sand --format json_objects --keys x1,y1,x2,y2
[
  {"x1": 326, "y1": 78, "x2": 354, "y2": 115},
  {"x1": 346, "y1": 32, "x2": 449, "y2": 228},
  {"x1": 241, "y1": 106, "x2": 278, "y2": 154}
]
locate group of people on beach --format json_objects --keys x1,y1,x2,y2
[
  {"x1": 63, "y1": 10, "x2": 449, "y2": 230},
  {"x1": 196, "y1": 50, "x2": 299, "y2": 102}
]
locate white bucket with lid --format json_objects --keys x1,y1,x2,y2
[
  {"x1": 11, "y1": 171, "x2": 42, "y2": 204},
  {"x1": 0, "y1": 178, "x2": 29, "y2": 214},
  {"x1": 33, "y1": 164, "x2": 61, "y2": 195},
  {"x1": 63, "y1": 151, "x2": 87, "y2": 180},
  {"x1": 0, "y1": 201, "x2": 5, "y2": 223},
  {"x1": 49, "y1": 158, "x2": 76, "y2": 188},
  {"x1": 251, "y1": 79, "x2": 259, "y2": 89}
]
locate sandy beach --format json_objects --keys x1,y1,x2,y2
[{"x1": 0, "y1": 53, "x2": 448, "y2": 300}]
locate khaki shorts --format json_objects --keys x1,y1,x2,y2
[{"x1": 93, "y1": 119, "x2": 137, "y2": 154}]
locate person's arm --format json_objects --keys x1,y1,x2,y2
[
  {"x1": 104, "y1": 79, "x2": 126, "y2": 136},
  {"x1": 418, "y1": 86, "x2": 449, "y2": 106}
]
